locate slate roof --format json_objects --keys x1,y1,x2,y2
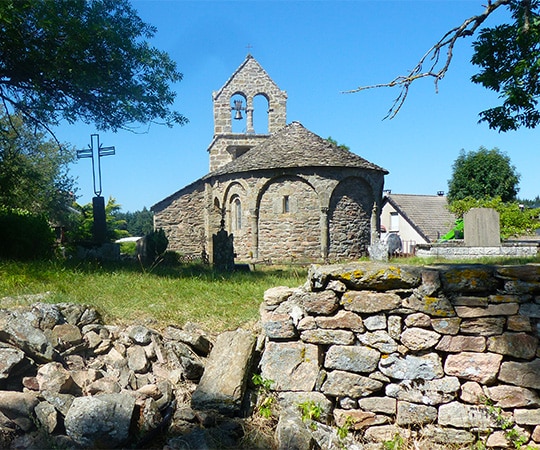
[
  {"x1": 383, "y1": 193, "x2": 456, "y2": 242},
  {"x1": 208, "y1": 121, "x2": 388, "y2": 177}
]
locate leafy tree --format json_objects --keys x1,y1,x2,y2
[
  {"x1": 114, "y1": 207, "x2": 154, "y2": 236},
  {"x1": 0, "y1": 110, "x2": 76, "y2": 223},
  {"x1": 0, "y1": 0, "x2": 186, "y2": 135},
  {"x1": 448, "y1": 196, "x2": 540, "y2": 238},
  {"x1": 69, "y1": 196, "x2": 129, "y2": 243},
  {"x1": 327, "y1": 136, "x2": 350, "y2": 151},
  {"x1": 519, "y1": 195, "x2": 540, "y2": 208},
  {"x1": 349, "y1": 0, "x2": 540, "y2": 132},
  {"x1": 447, "y1": 147, "x2": 520, "y2": 203}
]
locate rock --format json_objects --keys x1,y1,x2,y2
[
  {"x1": 438, "y1": 402, "x2": 496, "y2": 428},
  {"x1": 278, "y1": 391, "x2": 333, "y2": 423},
  {"x1": 324, "y1": 345, "x2": 380, "y2": 374},
  {"x1": 364, "y1": 314, "x2": 386, "y2": 331},
  {"x1": 487, "y1": 332, "x2": 538, "y2": 359},
  {"x1": 36, "y1": 362, "x2": 73, "y2": 393},
  {"x1": 0, "y1": 310, "x2": 57, "y2": 362},
  {"x1": 514, "y1": 408, "x2": 540, "y2": 425},
  {"x1": 438, "y1": 265, "x2": 497, "y2": 293},
  {"x1": 35, "y1": 401, "x2": 58, "y2": 433},
  {"x1": 385, "y1": 377, "x2": 460, "y2": 406},
  {"x1": 455, "y1": 303, "x2": 519, "y2": 317},
  {"x1": 396, "y1": 401, "x2": 437, "y2": 425},
  {"x1": 444, "y1": 352, "x2": 502, "y2": 384},
  {"x1": 164, "y1": 324, "x2": 213, "y2": 356},
  {"x1": 402, "y1": 294, "x2": 455, "y2": 317},
  {"x1": 300, "y1": 329, "x2": 355, "y2": 345},
  {"x1": 419, "y1": 424, "x2": 475, "y2": 445},
  {"x1": 65, "y1": 393, "x2": 136, "y2": 448},
  {"x1": 262, "y1": 313, "x2": 297, "y2": 339},
  {"x1": 460, "y1": 381, "x2": 485, "y2": 404},
  {"x1": 50, "y1": 323, "x2": 83, "y2": 350},
  {"x1": 191, "y1": 329, "x2": 256, "y2": 415},
  {"x1": 41, "y1": 391, "x2": 75, "y2": 416},
  {"x1": 486, "y1": 385, "x2": 540, "y2": 408},
  {"x1": 357, "y1": 397, "x2": 397, "y2": 415},
  {"x1": 0, "y1": 342, "x2": 25, "y2": 380},
  {"x1": 404, "y1": 312, "x2": 431, "y2": 328},
  {"x1": 308, "y1": 263, "x2": 422, "y2": 291},
  {"x1": 127, "y1": 345, "x2": 150, "y2": 373},
  {"x1": 387, "y1": 316, "x2": 402, "y2": 340},
  {"x1": 128, "y1": 325, "x2": 153, "y2": 345},
  {"x1": 507, "y1": 315, "x2": 532, "y2": 332},
  {"x1": 341, "y1": 291, "x2": 401, "y2": 313},
  {"x1": 400, "y1": 327, "x2": 440, "y2": 351},
  {"x1": 314, "y1": 310, "x2": 364, "y2": 332},
  {"x1": 498, "y1": 360, "x2": 540, "y2": 389},
  {"x1": 321, "y1": 370, "x2": 383, "y2": 398},
  {"x1": 378, "y1": 353, "x2": 444, "y2": 381},
  {"x1": 459, "y1": 317, "x2": 505, "y2": 336},
  {"x1": 299, "y1": 290, "x2": 340, "y2": 315},
  {"x1": 358, "y1": 331, "x2": 398, "y2": 354},
  {"x1": 435, "y1": 335, "x2": 486, "y2": 353},
  {"x1": 431, "y1": 317, "x2": 461, "y2": 335},
  {"x1": 0, "y1": 390, "x2": 39, "y2": 431},
  {"x1": 334, "y1": 408, "x2": 389, "y2": 429},
  {"x1": 263, "y1": 286, "x2": 296, "y2": 306},
  {"x1": 363, "y1": 424, "x2": 412, "y2": 442},
  {"x1": 275, "y1": 408, "x2": 318, "y2": 450},
  {"x1": 260, "y1": 341, "x2": 320, "y2": 392}
]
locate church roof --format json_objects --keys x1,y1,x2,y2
[
  {"x1": 208, "y1": 121, "x2": 388, "y2": 177},
  {"x1": 383, "y1": 193, "x2": 456, "y2": 242}
]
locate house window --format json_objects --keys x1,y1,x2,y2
[
  {"x1": 283, "y1": 195, "x2": 290, "y2": 213},
  {"x1": 390, "y1": 212, "x2": 399, "y2": 232},
  {"x1": 232, "y1": 197, "x2": 242, "y2": 230}
]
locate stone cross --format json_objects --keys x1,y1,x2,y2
[
  {"x1": 76, "y1": 134, "x2": 115, "y2": 197},
  {"x1": 76, "y1": 134, "x2": 115, "y2": 244}
]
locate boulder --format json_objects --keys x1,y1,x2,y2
[{"x1": 64, "y1": 393, "x2": 136, "y2": 448}]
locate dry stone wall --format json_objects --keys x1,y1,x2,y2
[{"x1": 259, "y1": 262, "x2": 540, "y2": 448}]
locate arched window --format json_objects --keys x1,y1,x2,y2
[{"x1": 231, "y1": 197, "x2": 242, "y2": 231}]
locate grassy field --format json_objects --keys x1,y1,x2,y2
[
  {"x1": 0, "y1": 259, "x2": 307, "y2": 333},
  {"x1": 2, "y1": 255, "x2": 538, "y2": 333}
]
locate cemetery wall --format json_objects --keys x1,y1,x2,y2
[
  {"x1": 259, "y1": 262, "x2": 540, "y2": 447},
  {"x1": 416, "y1": 241, "x2": 538, "y2": 259}
]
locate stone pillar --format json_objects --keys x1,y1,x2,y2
[
  {"x1": 250, "y1": 209, "x2": 259, "y2": 259},
  {"x1": 320, "y1": 207, "x2": 329, "y2": 261},
  {"x1": 246, "y1": 97, "x2": 254, "y2": 134},
  {"x1": 464, "y1": 208, "x2": 500, "y2": 247},
  {"x1": 370, "y1": 203, "x2": 379, "y2": 244}
]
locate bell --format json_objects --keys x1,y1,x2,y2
[{"x1": 234, "y1": 109, "x2": 243, "y2": 120}]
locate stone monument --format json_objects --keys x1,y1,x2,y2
[{"x1": 464, "y1": 208, "x2": 500, "y2": 247}]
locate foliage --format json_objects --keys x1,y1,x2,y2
[
  {"x1": 0, "y1": 0, "x2": 186, "y2": 134},
  {"x1": 350, "y1": 0, "x2": 540, "y2": 132},
  {"x1": 383, "y1": 433, "x2": 405, "y2": 450},
  {"x1": 0, "y1": 207, "x2": 55, "y2": 260},
  {"x1": 144, "y1": 228, "x2": 168, "y2": 263},
  {"x1": 68, "y1": 197, "x2": 129, "y2": 244},
  {"x1": 0, "y1": 110, "x2": 76, "y2": 222},
  {"x1": 447, "y1": 147, "x2": 520, "y2": 203},
  {"x1": 520, "y1": 195, "x2": 540, "y2": 208},
  {"x1": 327, "y1": 136, "x2": 350, "y2": 151},
  {"x1": 114, "y1": 207, "x2": 154, "y2": 236},
  {"x1": 298, "y1": 400, "x2": 323, "y2": 430},
  {"x1": 471, "y1": 1, "x2": 540, "y2": 131},
  {"x1": 448, "y1": 196, "x2": 540, "y2": 239},
  {"x1": 252, "y1": 374, "x2": 276, "y2": 419}
]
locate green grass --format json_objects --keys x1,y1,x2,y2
[{"x1": 0, "y1": 259, "x2": 307, "y2": 332}]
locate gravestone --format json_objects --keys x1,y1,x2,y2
[
  {"x1": 212, "y1": 225, "x2": 235, "y2": 271},
  {"x1": 464, "y1": 208, "x2": 500, "y2": 247}
]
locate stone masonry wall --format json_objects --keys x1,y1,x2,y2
[{"x1": 259, "y1": 262, "x2": 540, "y2": 448}]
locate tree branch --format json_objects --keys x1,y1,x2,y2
[{"x1": 344, "y1": 0, "x2": 511, "y2": 119}]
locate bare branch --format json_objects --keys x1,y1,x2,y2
[{"x1": 344, "y1": 0, "x2": 511, "y2": 119}]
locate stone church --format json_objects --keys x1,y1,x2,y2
[{"x1": 151, "y1": 54, "x2": 388, "y2": 263}]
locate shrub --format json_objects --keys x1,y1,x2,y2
[{"x1": 0, "y1": 207, "x2": 55, "y2": 259}]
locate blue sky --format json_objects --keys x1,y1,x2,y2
[{"x1": 57, "y1": 1, "x2": 539, "y2": 212}]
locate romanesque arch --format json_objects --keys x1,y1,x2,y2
[
  {"x1": 257, "y1": 175, "x2": 320, "y2": 262},
  {"x1": 252, "y1": 93, "x2": 270, "y2": 134},
  {"x1": 327, "y1": 177, "x2": 374, "y2": 260}
]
